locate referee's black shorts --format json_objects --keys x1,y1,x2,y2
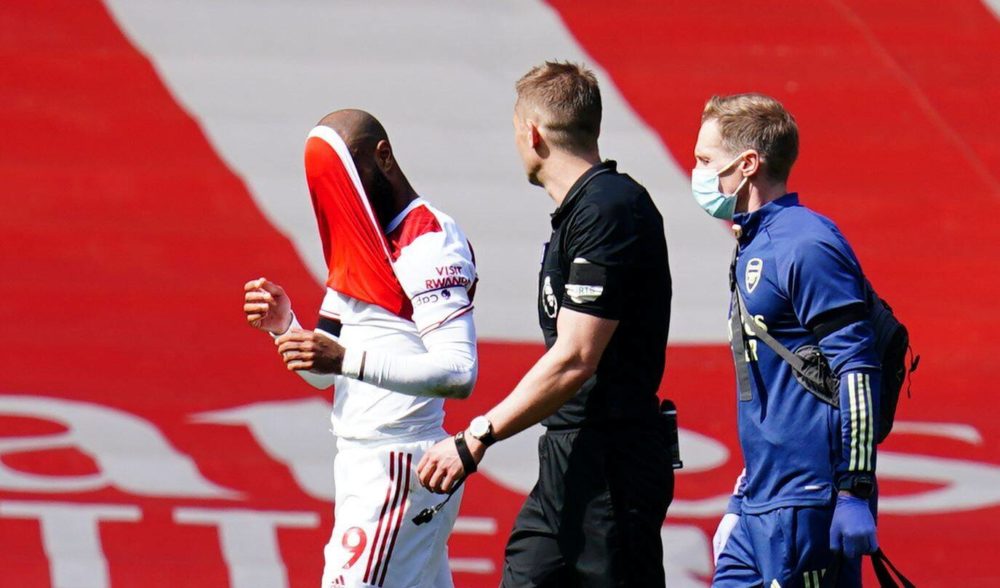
[{"x1": 500, "y1": 423, "x2": 674, "y2": 588}]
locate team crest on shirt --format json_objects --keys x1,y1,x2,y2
[
  {"x1": 542, "y1": 275, "x2": 558, "y2": 318},
  {"x1": 745, "y1": 258, "x2": 764, "y2": 293}
]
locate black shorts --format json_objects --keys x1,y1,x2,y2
[{"x1": 500, "y1": 424, "x2": 674, "y2": 588}]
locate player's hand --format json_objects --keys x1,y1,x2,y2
[
  {"x1": 712, "y1": 512, "x2": 740, "y2": 564},
  {"x1": 275, "y1": 329, "x2": 346, "y2": 374},
  {"x1": 243, "y1": 278, "x2": 292, "y2": 334},
  {"x1": 830, "y1": 493, "x2": 878, "y2": 558},
  {"x1": 417, "y1": 435, "x2": 485, "y2": 494}
]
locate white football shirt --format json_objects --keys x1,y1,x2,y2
[{"x1": 319, "y1": 198, "x2": 477, "y2": 441}]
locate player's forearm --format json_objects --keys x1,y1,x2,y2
[
  {"x1": 296, "y1": 370, "x2": 337, "y2": 390},
  {"x1": 342, "y1": 344, "x2": 476, "y2": 398},
  {"x1": 486, "y1": 344, "x2": 596, "y2": 441},
  {"x1": 340, "y1": 314, "x2": 477, "y2": 399}
]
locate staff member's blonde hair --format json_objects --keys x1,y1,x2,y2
[{"x1": 702, "y1": 94, "x2": 799, "y2": 182}]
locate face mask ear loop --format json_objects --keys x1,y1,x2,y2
[
  {"x1": 715, "y1": 156, "x2": 738, "y2": 179},
  {"x1": 734, "y1": 174, "x2": 750, "y2": 196},
  {"x1": 730, "y1": 162, "x2": 753, "y2": 215},
  {"x1": 730, "y1": 149, "x2": 756, "y2": 199},
  {"x1": 718, "y1": 152, "x2": 749, "y2": 183}
]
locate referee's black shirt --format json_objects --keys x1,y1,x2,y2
[{"x1": 538, "y1": 160, "x2": 672, "y2": 428}]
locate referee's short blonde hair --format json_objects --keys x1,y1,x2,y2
[{"x1": 515, "y1": 61, "x2": 602, "y2": 154}]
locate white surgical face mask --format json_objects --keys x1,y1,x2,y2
[{"x1": 691, "y1": 154, "x2": 749, "y2": 219}]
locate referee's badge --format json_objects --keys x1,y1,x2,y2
[
  {"x1": 745, "y1": 258, "x2": 763, "y2": 293},
  {"x1": 542, "y1": 275, "x2": 559, "y2": 318}
]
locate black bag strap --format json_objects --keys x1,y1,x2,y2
[
  {"x1": 822, "y1": 555, "x2": 843, "y2": 588},
  {"x1": 871, "y1": 549, "x2": 916, "y2": 588},
  {"x1": 730, "y1": 247, "x2": 811, "y2": 379},
  {"x1": 735, "y1": 288, "x2": 812, "y2": 374},
  {"x1": 730, "y1": 247, "x2": 847, "y2": 406},
  {"x1": 731, "y1": 246, "x2": 846, "y2": 406},
  {"x1": 821, "y1": 549, "x2": 915, "y2": 587},
  {"x1": 810, "y1": 302, "x2": 869, "y2": 341},
  {"x1": 729, "y1": 249, "x2": 754, "y2": 402}
]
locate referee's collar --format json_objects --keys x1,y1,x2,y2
[{"x1": 551, "y1": 160, "x2": 617, "y2": 226}]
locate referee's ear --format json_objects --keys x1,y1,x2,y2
[{"x1": 528, "y1": 121, "x2": 542, "y2": 149}]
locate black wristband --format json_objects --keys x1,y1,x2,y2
[
  {"x1": 453, "y1": 431, "x2": 478, "y2": 475},
  {"x1": 837, "y1": 473, "x2": 875, "y2": 499}
]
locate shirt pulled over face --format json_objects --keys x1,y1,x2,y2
[{"x1": 304, "y1": 125, "x2": 410, "y2": 317}]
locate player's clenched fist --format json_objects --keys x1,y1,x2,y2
[
  {"x1": 275, "y1": 330, "x2": 346, "y2": 374},
  {"x1": 243, "y1": 277, "x2": 292, "y2": 334}
]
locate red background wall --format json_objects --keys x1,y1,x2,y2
[{"x1": 2, "y1": 1, "x2": 998, "y2": 585}]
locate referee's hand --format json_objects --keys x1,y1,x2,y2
[{"x1": 417, "y1": 435, "x2": 485, "y2": 494}]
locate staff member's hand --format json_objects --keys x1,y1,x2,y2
[
  {"x1": 830, "y1": 493, "x2": 878, "y2": 558},
  {"x1": 417, "y1": 435, "x2": 485, "y2": 494},
  {"x1": 243, "y1": 278, "x2": 292, "y2": 334},
  {"x1": 275, "y1": 329, "x2": 346, "y2": 374}
]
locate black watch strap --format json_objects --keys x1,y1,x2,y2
[
  {"x1": 454, "y1": 431, "x2": 478, "y2": 475},
  {"x1": 838, "y1": 474, "x2": 875, "y2": 499},
  {"x1": 478, "y1": 430, "x2": 497, "y2": 447}
]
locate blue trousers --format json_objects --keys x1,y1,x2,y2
[{"x1": 712, "y1": 506, "x2": 862, "y2": 588}]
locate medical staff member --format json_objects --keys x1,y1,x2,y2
[{"x1": 692, "y1": 94, "x2": 881, "y2": 588}]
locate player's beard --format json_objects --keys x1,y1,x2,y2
[{"x1": 366, "y1": 167, "x2": 396, "y2": 228}]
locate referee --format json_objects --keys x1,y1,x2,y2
[{"x1": 418, "y1": 61, "x2": 674, "y2": 587}]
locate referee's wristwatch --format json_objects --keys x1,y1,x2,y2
[{"x1": 467, "y1": 416, "x2": 497, "y2": 447}]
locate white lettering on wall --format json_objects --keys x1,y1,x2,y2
[
  {"x1": 0, "y1": 395, "x2": 236, "y2": 498},
  {"x1": 0, "y1": 500, "x2": 141, "y2": 588},
  {"x1": 174, "y1": 507, "x2": 319, "y2": 588},
  {"x1": 192, "y1": 398, "x2": 336, "y2": 501}
]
